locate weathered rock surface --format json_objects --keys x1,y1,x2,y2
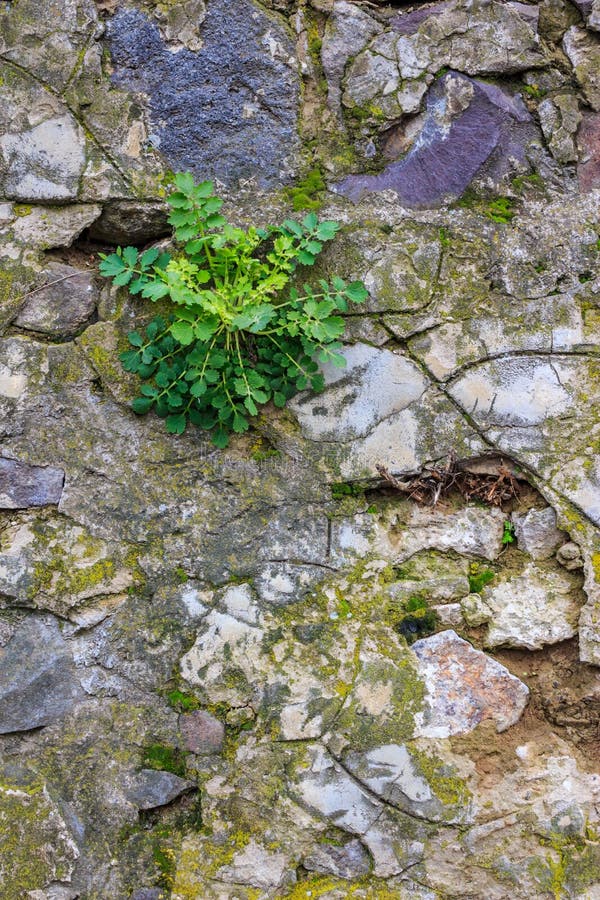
[
  {"x1": 337, "y1": 73, "x2": 536, "y2": 206},
  {"x1": 0, "y1": 458, "x2": 64, "y2": 509},
  {"x1": 1, "y1": 0, "x2": 600, "y2": 896},
  {"x1": 0, "y1": 618, "x2": 81, "y2": 733},
  {"x1": 462, "y1": 563, "x2": 582, "y2": 649},
  {"x1": 15, "y1": 263, "x2": 98, "y2": 338},
  {"x1": 412, "y1": 630, "x2": 530, "y2": 735},
  {"x1": 106, "y1": 0, "x2": 300, "y2": 188}
]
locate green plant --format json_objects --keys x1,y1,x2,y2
[
  {"x1": 99, "y1": 174, "x2": 367, "y2": 447},
  {"x1": 285, "y1": 166, "x2": 326, "y2": 210},
  {"x1": 142, "y1": 743, "x2": 187, "y2": 777},
  {"x1": 468, "y1": 564, "x2": 495, "y2": 593},
  {"x1": 502, "y1": 520, "x2": 516, "y2": 545}
]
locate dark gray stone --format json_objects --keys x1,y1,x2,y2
[
  {"x1": 335, "y1": 72, "x2": 534, "y2": 207},
  {"x1": 390, "y1": 2, "x2": 451, "y2": 35},
  {"x1": 105, "y1": 0, "x2": 300, "y2": 188},
  {"x1": 130, "y1": 890, "x2": 162, "y2": 900},
  {"x1": 88, "y1": 200, "x2": 170, "y2": 245},
  {"x1": 15, "y1": 262, "x2": 97, "y2": 338},
  {"x1": 179, "y1": 709, "x2": 224, "y2": 754},
  {"x1": 126, "y1": 769, "x2": 195, "y2": 810},
  {"x1": 0, "y1": 618, "x2": 81, "y2": 734},
  {"x1": 303, "y1": 838, "x2": 371, "y2": 879},
  {"x1": 0, "y1": 457, "x2": 64, "y2": 508}
]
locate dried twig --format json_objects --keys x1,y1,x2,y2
[{"x1": 376, "y1": 455, "x2": 520, "y2": 508}]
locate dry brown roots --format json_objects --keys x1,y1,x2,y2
[{"x1": 375, "y1": 454, "x2": 521, "y2": 508}]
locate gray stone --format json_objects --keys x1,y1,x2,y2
[
  {"x1": 0, "y1": 457, "x2": 64, "y2": 508},
  {"x1": 303, "y1": 838, "x2": 371, "y2": 879},
  {"x1": 289, "y1": 343, "x2": 428, "y2": 443},
  {"x1": 126, "y1": 769, "x2": 194, "y2": 810},
  {"x1": 578, "y1": 110, "x2": 600, "y2": 192},
  {"x1": 0, "y1": 777, "x2": 80, "y2": 893},
  {"x1": 179, "y1": 709, "x2": 224, "y2": 755},
  {"x1": 88, "y1": 200, "x2": 170, "y2": 245},
  {"x1": 462, "y1": 563, "x2": 581, "y2": 649},
  {"x1": 412, "y1": 630, "x2": 530, "y2": 736},
  {"x1": 557, "y1": 541, "x2": 584, "y2": 570},
  {"x1": 15, "y1": 263, "x2": 98, "y2": 338},
  {"x1": 130, "y1": 890, "x2": 162, "y2": 900},
  {"x1": 512, "y1": 507, "x2": 566, "y2": 559},
  {"x1": 106, "y1": 0, "x2": 300, "y2": 188},
  {"x1": 538, "y1": 94, "x2": 581, "y2": 164},
  {"x1": 0, "y1": 617, "x2": 81, "y2": 733},
  {"x1": 0, "y1": 512, "x2": 134, "y2": 621},
  {"x1": 336, "y1": 72, "x2": 535, "y2": 207},
  {"x1": 321, "y1": 0, "x2": 382, "y2": 113},
  {"x1": 0, "y1": 114, "x2": 86, "y2": 202},
  {"x1": 563, "y1": 26, "x2": 600, "y2": 111}
]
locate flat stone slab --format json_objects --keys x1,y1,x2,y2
[
  {"x1": 15, "y1": 263, "x2": 97, "y2": 338},
  {"x1": 106, "y1": 0, "x2": 300, "y2": 188},
  {"x1": 125, "y1": 769, "x2": 195, "y2": 810},
  {"x1": 412, "y1": 630, "x2": 530, "y2": 736},
  {"x1": 336, "y1": 72, "x2": 533, "y2": 207},
  {"x1": 0, "y1": 457, "x2": 64, "y2": 508},
  {"x1": 0, "y1": 617, "x2": 82, "y2": 733}
]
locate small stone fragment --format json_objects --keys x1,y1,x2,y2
[
  {"x1": 15, "y1": 263, "x2": 98, "y2": 338},
  {"x1": 0, "y1": 458, "x2": 64, "y2": 508},
  {"x1": 557, "y1": 541, "x2": 584, "y2": 570},
  {"x1": 126, "y1": 769, "x2": 195, "y2": 810},
  {"x1": 578, "y1": 110, "x2": 600, "y2": 192},
  {"x1": 512, "y1": 507, "x2": 566, "y2": 559},
  {"x1": 88, "y1": 200, "x2": 169, "y2": 245},
  {"x1": 563, "y1": 26, "x2": 600, "y2": 111},
  {"x1": 474, "y1": 563, "x2": 581, "y2": 648},
  {"x1": 303, "y1": 838, "x2": 371, "y2": 879},
  {"x1": 179, "y1": 709, "x2": 225, "y2": 754},
  {"x1": 412, "y1": 630, "x2": 530, "y2": 736}
]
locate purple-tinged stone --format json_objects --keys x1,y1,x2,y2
[
  {"x1": 335, "y1": 72, "x2": 533, "y2": 207},
  {"x1": 179, "y1": 709, "x2": 225, "y2": 754},
  {"x1": 0, "y1": 457, "x2": 64, "y2": 509},
  {"x1": 578, "y1": 111, "x2": 600, "y2": 192},
  {"x1": 390, "y1": 2, "x2": 451, "y2": 35}
]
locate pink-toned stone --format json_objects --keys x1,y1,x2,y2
[
  {"x1": 578, "y1": 111, "x2": 600, "y2": 192},
  {"x1": 411, "y1": 630, "x2": 529, "y2": 737},
  {"x1": 179, "y1": 709, "x2": 225, "y2": 754}
]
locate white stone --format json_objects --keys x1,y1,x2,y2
[
  {"x1": 512, "y1": 507, "x2": 565, "y2": 559},
  {"x1": 1, "y1": 115, "x2": 86, "y2": 201},
  {"x1": 474, "y1": 562, "x2": 581, "y2": 649},
  {"x1": 221, "y1": 583, "x2": 261, "y2": 625}
]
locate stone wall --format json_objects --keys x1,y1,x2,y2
[{"x1": 1, "y1": 0, "x2": 600, "y2": 897}]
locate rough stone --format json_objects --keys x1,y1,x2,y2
[
  {"x1": 15, "y1": 263, "x2": 98, "y2": 338},
  {"x1": 462, "y1": 563, "x2": 581, "y2": 649},
  {"x1": 512, "y1": 506, "x2": 566, "y2": 559},
  {"x1": 538, "y1": 94, "x2": 582, "y2": 164},
  {"x1": 0, "y1": 512, "x2": 135, "y2": 621},
  {"x1": 0, "y1": 617, "x2": 81, "y2": 733},
  {"x1": 411, "y1": 630, "x2": 530, "y2": 735},
  {"x1": 556, "y1": 541, "x2": 584, "y2": 570},
  {"x1": 88, "y1": 201, "x2": 170, "y2": 245},
  {"x1": 337, "y1": 72, "x2": 535, "y2": 206},
  {"x1": 563, "y1": 26, "x2": 600, "y2": 111},
  {"x1": 0, "y1": 458, "x2": 64, "y2": 509},
  {"x1": 0, "y1": 115, "x2": 87, "y2": 203},
  {"x1": 179, "y1": 709, "x2": 225, "y2": 755},
  {"x1": 106, "y1": 0, "x2": 300, "y2": 188},
  {"x1": 578, "y1": 110, "x2": 600, "y2": 192},
  {"x1": 0, "y1": 777, "x2": 80, "y2": 894},
  {"x1": 303, "y1": 838, "x2": 371, "y2": 879},
  {"x1": 125, "y1": 769, "x2": 194, "y2": 810},
  {"x1": 321, "y1": 0, "x2": 382, "y2": 113}
]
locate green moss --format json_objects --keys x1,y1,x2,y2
[
  {"x1": 410, "y1": 748, "x2": 471, "y2": 812},
  {"x1": 468, "y1": 563, "x2": 495, "y2": 593},
  {"x1": 13, "y1": 204, "x2": 32, "y2": 217},
  {"x1": 484, "y1": 197, "x2": 516, "y2": 224},
  {"x1": 142, "y1": 743, "x2": 187, "y2": 778},
  {"x1": 529, "y1": 827, "x2": 600, "y2": 900},
  {"x1": 285, "y1": 167, "x2": 326, "y2": 211},
  {"x1": 166, "y1": 689, "x2": 199, "y2": 712}
]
